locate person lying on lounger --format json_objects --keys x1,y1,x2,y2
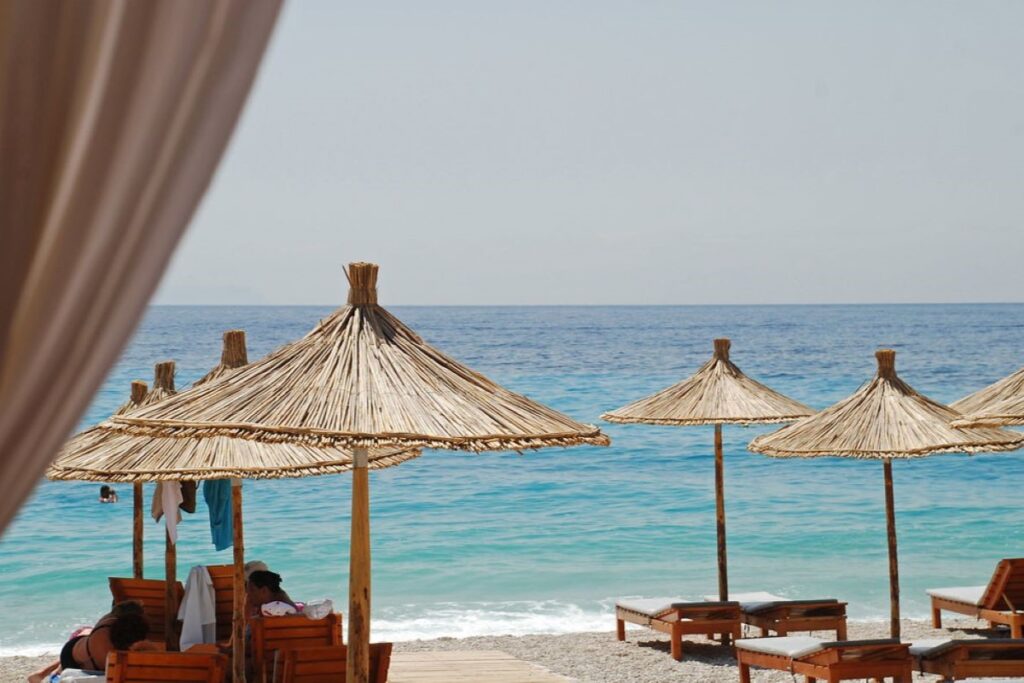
[{"x1": 27, "y1": 601, "x2": 150, "y2": 682}]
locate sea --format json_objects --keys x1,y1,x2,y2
[{"x1": 1, "y1": 304, "x2": 1023, "y2": 655}]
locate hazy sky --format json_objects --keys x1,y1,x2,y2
[{"x1": 155, "y1": 1, "x2": 1024, "y2": 305}]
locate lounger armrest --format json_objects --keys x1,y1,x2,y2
[
  {"x1": 671, "y1": 600, "x2": 739, "y2": 609},
  {"x1": 921, "y1": 638, "x2": 1024, "y2": 660},
  {"x1": 803, "y1": 639, "x2": 908, "y2": 665},
  {"x1": 745, "y1": 599, "x2": 845, "y2": 616},
  {"x1": 670, "y1": 601, "x2": 741, "y2": 620},
  {"x1": 820, "y1": 638, "x2": 900, "y2": 648}
]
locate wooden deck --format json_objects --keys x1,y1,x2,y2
[{"x1": 388, "y1": 650, "x2": 573, "y2": 682}]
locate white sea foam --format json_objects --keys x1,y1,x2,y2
[
  {"x1": 371, "y1": 599, "x2": 618, "y2": 642},
  {"x1": 0, "y1": 602, "x2": 935, "y2": 657},
  {"x1": 0, "y1": 644, "x2": 61, "y2": 657}
]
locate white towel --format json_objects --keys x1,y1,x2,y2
[
  {"x1": 178, "y1": 565, "x2": 217, "y2": 651},
  {"x1": 152, "y1": 482, "x2": 183, "y2": 544}
]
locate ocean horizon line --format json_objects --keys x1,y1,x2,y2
[{"x1": 149, "y1": 301, "x2": 1024, "y2": 308}]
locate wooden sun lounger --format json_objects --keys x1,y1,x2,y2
[
  {"x1": 109, "y1": 577, "x2": 185, "y2": 646},
  {"x1": 911, "y1": 638, "x2": 1024, "y2": 681},
  {"x1": 205, "y1": 564, "x2": 235, "y2": 643},
  {"x1": 105, "y1": 650, "x2": 227, "y2": 682},
  {"x1": 277, "y1": 643, "x2": 393, "y2": 683},
  {"x1": 250, "y1": 613, "x2": 344, "y2": 683},
  {"x1": 615, "y1": 598, "x2": 741, "y2": 660},
  {"x1": 929, "y1": 559, "x2": 1024, "y2": 637},
  {"x1": 707, "y1": 592, "x2": 848, "y2": 639},
  {"x1": 735, "y1": 636, "x2": 912, "y2": 683}
]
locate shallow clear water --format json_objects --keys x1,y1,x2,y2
[{"x1": 2, "y1": 304, "x2": 1023, "y2": 653}]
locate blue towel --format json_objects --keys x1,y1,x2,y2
[{"x1": 203, "y1": 480, "x2": 233, "y2": 551}]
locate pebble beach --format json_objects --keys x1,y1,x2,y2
[{"x1": 0, "y1": 618, "x2": 998, "y2": 682}]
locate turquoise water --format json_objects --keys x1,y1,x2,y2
[{"x1": 2, "y1": 304, "x2": 1023, "y2": 653}]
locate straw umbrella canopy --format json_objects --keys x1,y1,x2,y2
[
  {"x1": 749, "y1": 349, "x2": 1024, "y2": 638},
  {"x1": 104, "y1": 262, "x2": 610, "y2": 683},
  {"x1": 601, "y1": 338, "x2": 813, "y2": 605},
  {"x1": 951, "y1": 366, "x2": 1024, "y2": 427},
  {"x1": 50, "y1": 330, "x2": 419, "y2": 681},
  {"x1": 50, "y1": 331, "x2": 416, "y2": 482}
]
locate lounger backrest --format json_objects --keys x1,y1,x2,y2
[
  {"x1": 205, "y1": 564, "x2": 235, "y2": 642},
  {"x1": 250, "y1": 613, "x2": 343, "y2": 683},
  {"x1": 982, "y1": 559, "x2": 1024, "y2": 610},
  {"x1": 105, "y1": 650, "x2": 227, "y2": 682},
  {"x1": 279, "y1": 643, "x2": 393, "y2": 683},
  {"x1": 109, "y1": 577, "x2": 185, "y2": 643}
]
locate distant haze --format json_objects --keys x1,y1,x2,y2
[{"x1": 156, "y1": 1, "x2": 1024, "y2": 305}]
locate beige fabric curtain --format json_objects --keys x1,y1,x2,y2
[{"x1": 0, "y1": 0, "x2": 282, "y2": 533}]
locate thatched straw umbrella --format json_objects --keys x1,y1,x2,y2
[
  {"x1": 105, "y1": 262, "x2": 610, "y2": 683},
  {"x1": 951, "y1": 366, "x2": 1024, "y2": 427},
  {"x1": 51, "y1": 330, "x2": 418, "y2": 681},
  {"x1": 749, "y1": 349, "x2": 1024, "y2": 638},
  {"x1": 601, "y1": 338, "x2": 813, "y2": 608}
]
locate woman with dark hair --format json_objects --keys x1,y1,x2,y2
[
  {"x1": 246, "y1": 570, "x2": 298, "y2": 617},
  {"x1": 27, "y1": 601, "x2": 149, "y2": 682}
]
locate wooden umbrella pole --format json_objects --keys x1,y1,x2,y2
[
  {"x1": 883, "y1": 459, "x2": 900, "y2": 639},
  {"x1": 714, "y1": 423, "x2": 730, "y2": 646},
  {"x1": 231, "y1": 479, "x2": 246, "y2": 683},
  {"x1": 133, "y1": 483, "x2": 143, "y2": 578},
  {"x1": 164, "y1": 524, "x2": 177, "y2": 650},
  {"x1": 347, "y1": 447, "x2": 371, "y2": 683},
  {"x1": 714, "y1": 424, "x2": 728, "y2": 602}
]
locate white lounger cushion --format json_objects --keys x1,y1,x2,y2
[
  {"x1": 908, "y1": 639, "x2": 952, "y2": 656},
  {"x1": 704, "y1": 591, "x2": 787, "y2": 612},
  {"x1": 616, "y1": 597, "x2": 690, "y2": 617},
  {"x1": 736, "y1": 636, "x2": 824, "y2": 659},
  {"x1": 927, "y1": 585, "x2": 986, "y2": 606}
]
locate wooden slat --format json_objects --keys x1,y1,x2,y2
[
  {"x1": 205, "y1": 564, "x2": 235, "y2": 643},
  {"x1": 106, "y1": 651, "x2": 226, "y2": 683}
]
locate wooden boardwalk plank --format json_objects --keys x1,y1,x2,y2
[{"x1": 388, "y1": 650, "x2": 572, "y2": 682}]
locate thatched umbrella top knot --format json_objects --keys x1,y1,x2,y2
[
  {"x1": 154, "y1": 361, "x2": 175, "y2": 392},
  {"x1": 221, "y1": 330, "x2": 248, "y2": 367},
  {"x1": 130, "y1": 380, "x2": 148, "y2": 404},
  {"x1": 346, "y1": 262, "x2": 378, "y2": 306},
  {"x1": 713, "y1": 338, "x2": 730, "y2": 360},
  {"x1": 876, "y1": 349, "x2": 896, "y2": 379},
  {"x1": 195, "y1": 330, "x2": 250, "y2": 387}
]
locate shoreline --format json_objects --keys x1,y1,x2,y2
[{"x1": 1, "y1": 617, "x2": 996, "y2": 682}]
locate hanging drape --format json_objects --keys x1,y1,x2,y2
[{"x1": 0, "y1": 0, "x2": 282, "y2": 533}]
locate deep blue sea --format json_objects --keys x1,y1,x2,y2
[{"x1": 2, "y1": 304, "x2": 1023, "y2": 654}]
